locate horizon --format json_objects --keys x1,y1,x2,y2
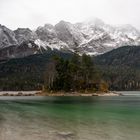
[{"x1": 0, "y1": 0, "x2": 140, "y2": 30}]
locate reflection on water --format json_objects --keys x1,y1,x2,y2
[{"x1": 0, "y1": 95, "x2": 140, "y2": 140}]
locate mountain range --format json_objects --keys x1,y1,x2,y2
[{"x1": 0, "y1": 18, "x2": 140, "y2": 60}]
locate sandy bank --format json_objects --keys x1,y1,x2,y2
[
  {"x1": 43, "y1": 91, "x2": 120, "y2": 97},
  {"x1": 0, "y1": 91, "x2": 41, "y2": 96}
]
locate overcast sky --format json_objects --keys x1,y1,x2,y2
[{"x1": 0, "y1": 0, "x2": 140, "y2": 30}]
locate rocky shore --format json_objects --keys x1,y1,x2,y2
[{"x1": 0, "y1": 91, "x2": 120, "y2": 96}]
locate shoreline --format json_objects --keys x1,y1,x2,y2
[
  {"x1": 0, "y1": 91, "x2": 120, "y2": 96},
  {"x1": 44, "y1": 92, "x2": 120, "y2": 97}
]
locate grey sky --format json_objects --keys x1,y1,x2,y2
[{"x1": 0, "y1": 0, "x2": 140, "y2": 30}]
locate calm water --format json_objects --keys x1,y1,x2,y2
[{"x1": 0, "y1": 92, "x2": 140, "y2": 140}]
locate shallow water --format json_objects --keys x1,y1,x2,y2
[{"x1": 0, "y1": 92, "x2": 140, "y2": 140}]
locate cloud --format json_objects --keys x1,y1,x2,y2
[{"x1": 0, "y1": 0, "x2": 140, "y2": 30}]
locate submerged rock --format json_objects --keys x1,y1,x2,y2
[{"x1": 56, "y1": 131, "x2": 75, "y2": 139}]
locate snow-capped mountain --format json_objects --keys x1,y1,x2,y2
[
  {"x1": 0, "y1": 24, "x2": 18, "y2": 49},
  {"x1": 14, "y1": 28, "x2": 38, "y2": 44},
  {"x1": 0, "y1": 40, "x2": 44, "y2": 60},
  {"x1": 75, "y1": 18, "x2": 140, "y2": 54},
  {"x1": 55, "y1": 20, "x2": 85, "y2": 49},
  {"x1": 36, "y1": 23, "x2": 69, "y2": 50},
  {"x1": 0, "y1": 18, "x2": 140, "y2": 60}
]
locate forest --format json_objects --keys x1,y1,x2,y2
[
  {"x1": 0, "y1": 45, "x2": 140, "y2": 91},
  {"x1": 95, "y1": 45, "x2": 140, "y2": 91}
]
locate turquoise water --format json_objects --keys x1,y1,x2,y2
[{"x1": 0, "y1": 94, "x2": 140, "y2": 140}]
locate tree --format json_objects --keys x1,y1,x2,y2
[
  {"x1": 99, "y1": 81, "x2": 109, "y2": 92},
  {"x1": 44, "y1": 62, "x2": 56, "y2": 91}
]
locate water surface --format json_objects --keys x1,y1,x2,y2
[{"x1": 0, "y1": 92, "x2": 140, "y2": 140}]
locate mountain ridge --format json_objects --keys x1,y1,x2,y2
[{"x1": 0, "y1": 18, "x2": 140, "y2": 60}]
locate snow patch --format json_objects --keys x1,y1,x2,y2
[{"x1": 34, "y1": 39, "x2": 47, "y2": 50}]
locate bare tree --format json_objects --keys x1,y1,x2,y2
[{"x1": 44, "y1": 61, "x2": 57, "y2": 91}]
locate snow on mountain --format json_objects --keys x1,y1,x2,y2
[
  {"x1": 55, "y1": 20, "x2": 85, "y2": 49},
  {"x1": 0, "y1": 40, "x2": 43, "y2": 60},
  {"x1": 0, "y1": 24, "x2": 17, "y2": 49},
  {"x1": 0, "y1": 18, "x2": 140, "y2": 59},
  {"x1": 36, "y1": 23, "x2": 69, "y2": 51},
  {"x1": 14, "y1": 28, "x2": 38, "y2": 44},
  {"x1": 34, "y1": 39, "x2": 47, "y2": 50},
  {"x1": 75, "y1": 18, "x2": 140, "y2": 54},
  {"x1": 36, "y1": 24, "x2": 57, "y2": 41}
]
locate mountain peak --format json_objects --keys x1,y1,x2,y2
[
  {"x1": 14, "y1": 28, "x2": 37, "y2": 44},
  {"x1": 14, "y1": 28, "x2": 32, "y2": 32},
  {"x1": 58, "y1": 20, "x2": 70, "y2": 24},
  {"x1": 0, "y1": 24, "x2": 17, "y2": 49},
  {"x1": 55, "y1": 20, "x2": 73, "y2": 28},
  {"x1": 44, "y1": 24, "x2": 54, "y2": 28}
]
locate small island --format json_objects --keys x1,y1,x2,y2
[{"x1": 42, "y1": 53, "x2": 119, "y2": 96}]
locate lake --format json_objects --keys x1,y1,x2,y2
[{"x1": 0, "y1": 92, "x2": 140, "y2": 140}]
